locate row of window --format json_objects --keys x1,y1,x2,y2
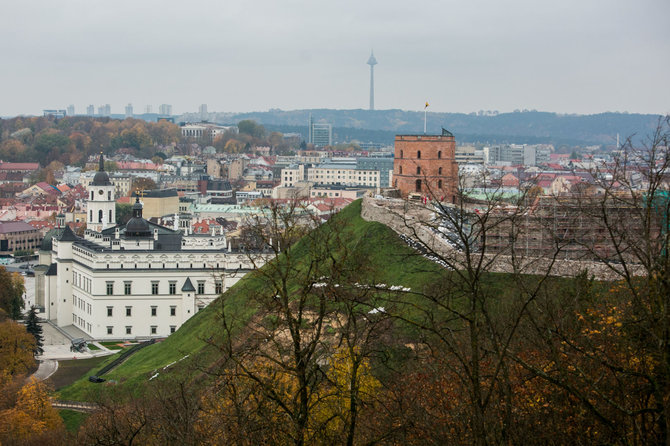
[
  {"x1": 105, "y1": 281, "x2": 223, "y2": 296},
  {"x1": 73, "y1": 313, "x2": 92, "y2": 333},
  {"x1": 106, "y1": 325, "x2": 176, "y2": 335},
  {"x1": 398, "y1": 150, "x2": 444, "y2": 159},
  {"x1": 397, "y1": 166, "x2": 445, "y2": 175},
  {"x1": 107, "y1": 305, "x2": 177, "y2": 317}
]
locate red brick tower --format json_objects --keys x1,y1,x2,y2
[{"x1": 393, "y1": 128, "x2": 458, "y2": 202}]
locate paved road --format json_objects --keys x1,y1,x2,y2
[{"x1": 31, "y1": 359, "x2": 58, "y2": 381}]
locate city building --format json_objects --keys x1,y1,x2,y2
[
  {"x1": 199, "y1": 104, "x2": 208, "y2": 121},
  {"x1": 125, "y1": 103, "x2": 134, "y2": 119},
  {"x1": 159, "y1": 104, "x2": 172, "y2": 116},
  {"x1": 307, "y1": 162, "x2": 381, "y2": 189},
  {"x1": 66, "y1": 105, "x2": 75, "y2": 116},
  {"x1": 86, "y1": 105, "x2": 94, "y2": 116},
  {"x1": 36, "y1": 168, "x2": 269, "y2": 339},
  {"x1": 356, "y1": 156, "x2": 394, "y2": 188},
  {"x1": 181, "y1": 123, "x2": 237, "y2": 141},
  {"x1": 393, "y1": 129, "x2": 459, "y2": 201},
  {"x1": 0, "y1": 221, "x2": 41, "y2": 255},
  {"x1": 489, "y1": 144, "x2": 552, "y2": 166},
  {"x1": 43, "y1": 109, "x2": 67, "y2": 118},
  {"x1": 97, "y1": 104, "x2": 111, "y2": 117},
  {"x1": 141, "y1": 188, "x2": 180, "y2": 219},
  {"x1": 308, "y1": 116, "x2": 332, "y2": 148}
]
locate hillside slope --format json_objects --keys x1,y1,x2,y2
[{"x1": 59, "y1": 200, "x2": 443, "y2": 398}]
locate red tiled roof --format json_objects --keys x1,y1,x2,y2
[{"x1": 0, "y1": 162, "x2": 39, "y2": 171}]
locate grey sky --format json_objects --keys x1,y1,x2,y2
[{"x1": 1, "y1": 0, "x2": 669, "y2": 116}]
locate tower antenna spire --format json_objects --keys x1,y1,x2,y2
[{"x1": 367, "y1": 50, "x2": 377, "y2": 111}]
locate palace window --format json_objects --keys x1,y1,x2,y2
[
  {"x1": 107, "y1": 306, "x2": 113, "y2": 317},
  {"x1": 170, "y1": 306, "x2": 176, "y2": 316},
  {"x1": 124, "y1": 282, "x2": 131, "y2": 295},
  {"x1": 151, "y1": 306, "x2": 157, "y2": 317},
  {"x1": 169, "y1": 282, "x2": 176, "y2": 295},
  {"x1": 126, "y1": 306, "x2": 132, "y2": 317},
  {"x1": 106, "y1": 282, "x2": 113, "y2": 295},
  {"x1": 198, "y1": 281, "x2": 205, "y2": 294},
  {"x1": 151, "y1": 282, "x2": 159, "y2": 295}
]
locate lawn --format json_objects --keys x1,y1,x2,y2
[
  {"x1": 59, "y1": 409, "x2": 89, "y2": 433},
  {"x1": 49, "y1": 355, "x2": 114, "y2": 391}
]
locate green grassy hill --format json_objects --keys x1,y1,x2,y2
[{"x1": 59, "y1": 200, "x2": 444, "y2": 400}]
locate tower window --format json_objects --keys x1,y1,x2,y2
[
  {"x1": 416, "y1": 167, "x2": 421, "y2": 175},
  {"x1": 439, "y1": 167, "x2": 443, "y2": 175},
  {"x1": 399, "y1": 165, "x2": 403, "y2": 175},
  {"x1": 98, "y1": 209, "x2": 103, "y2": 223},
  {"x1": 438, "y1": 179, "x2": 443, "y2": 189},
  {"x1": 417, "y1": 151, "x2": 421, "y2": 159},
  {"x1": 438, "y1": 151, "x2": 442, "y2": 159},
  {"x1": 415, "y1": 179, "x2": 422, "y2": 192}
]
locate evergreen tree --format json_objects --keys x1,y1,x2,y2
[{"x1": 25, "y1": 306, "x2": 43, "y2": 355}]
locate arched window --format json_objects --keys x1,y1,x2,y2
[
  {"x1": 90, "y1": 191, "x2": 94, "y2": 200},
  {"x1": 399, "y1": 165, "x2": 403, "y2": 174},
  {"x1": 109, "y1": 209, "x2": 113, "y2": 222},
  {"x1": 438, "y1": 167, "x2": 443, "y2": 175},
  {"x1": 438, "y1": 179, "x2": 443, "y2": 189},
  {"x1": 89, "y1": 210, "x2": 92, "y2": 221},
  {"x1": 400, "y1": 150, "x2": 404, "y2": 158},
  {"x1": 108, "y1": 191, "x2": 111, "y2": 200},
  {"x1": 416, "y1": 166, "x2": 421, "y2": 175},
  {"x1": 417, "y1": 151, "x2": 421, "y2": 159},
  {"x1": 98, "y1": 209, "x2": 103, "y2": 223},
  {"x1": 438, "y1": 151, "x2": 442, "y2": 159},
  {"x1": 415, "y1": 179, "x2": 422, "y2": 192}
]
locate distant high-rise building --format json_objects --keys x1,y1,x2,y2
[
  {"x1": 125, "y1": 103, "x2": 133, "y2": 119},
  {"x1": 145, "y1": 105, "x2": 153, "y2": 114},
  {"x1": 97, "y1": 104, "x2": 111, "y2": 117},
  {"x1": 159, "y1": 104, "x2": 172, "y2": 116},
  {"x1": 367, "y1": 50, "x2": 377, "y2": 111},
  {"x1": 309, "y1": 117, "x2": 332, "y2": 148},
  {"x1": 66, "y1": 104, "x2": 75, "y2": 116},
  {"x1": 199, "y1": 104, "x2": 208, "y2": 121},
  {"x1": 86, "y1": 104, "x2": 95, "y2": 116}
]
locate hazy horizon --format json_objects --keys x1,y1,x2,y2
[{"x1": 2, "y1": 0, "x2": 669, "y2": 117}]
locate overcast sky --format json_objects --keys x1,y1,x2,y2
[{"x1": 1, "y1": 0, "x2": 669, "y2": 117}]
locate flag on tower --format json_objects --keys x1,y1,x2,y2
[{"x1": 425, "y1": 102, "x2": 430, "y2": 109}]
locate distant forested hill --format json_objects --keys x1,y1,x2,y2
[{"x1": 179, "y1": 109, "x2": 662, "y2": 147}]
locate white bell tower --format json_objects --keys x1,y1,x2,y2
[{"x1": 87, "y1": 153, "x2": 116, "y2": 232}]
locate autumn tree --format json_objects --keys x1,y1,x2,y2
[
  {"x1": 512, "y1": 115, "x2": 670, "y2": 443},
  {"x1": 0, "y1": 267, "x2": 25, "y2": 320},
  {"x1": 378, "y1": 167, "x2": 565, "y2": 444},
  {"x1": 129, "y1": 177, "x2": 158, "y2": 195},
  {"x1": 0, "y1": 378, "x2": 64, "y2": 444},
  {"x1": 0, "y1": 320, "x2": 35, "y2": 375}
]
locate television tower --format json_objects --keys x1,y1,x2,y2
[{"x1": 367, "y1": 50, "x2": 377, "y2": 110}]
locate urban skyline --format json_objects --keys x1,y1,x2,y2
[{"x1": 1, "y1": 0, "x2": 668, "y2": 117}]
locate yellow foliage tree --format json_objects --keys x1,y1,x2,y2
[
  {"x1": 0, "y1": 378, "x2": 63, "y2": 442},
  {"x1": 0, "y1": 320, "x2": 36, "y2": 375}
]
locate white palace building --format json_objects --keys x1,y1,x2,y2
[{"x1": 36, "y1": 156, "x2": 266, "y2": 340}]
